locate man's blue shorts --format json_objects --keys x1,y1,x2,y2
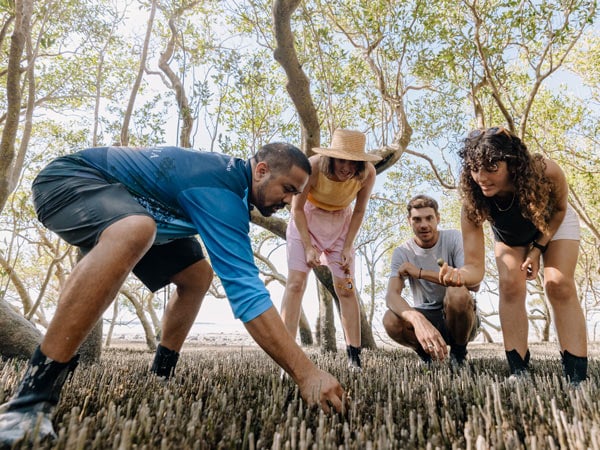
[{"x1": 32, "y1": 158, "x2": 205, "y2": 292}]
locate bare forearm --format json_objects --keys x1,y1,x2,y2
[
  {"x1": 343, "y1": 212, "x2": 365, "y2": 250},
  {"x1": 385, "y1": 283, "x2": 414, "y2": 321},
  {"x1": 536, "y1": 208, "x2": 566, "y2": 246},
  {"x1": 458, "y1": 265, "x2": 485, "y2": 289},
  {"x1": 293, "y1": 210, "x2": 313, "y2": 249}
]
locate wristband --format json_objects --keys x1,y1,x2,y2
[
  {"x1": 418, "y1": 268, "x2": 422, "y2": 279},
  {"x1": 531, "y1": 240, "x2": 548, "y2": 254}
]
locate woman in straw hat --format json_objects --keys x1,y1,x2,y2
[{"x1": 280, "y1": 129, "x2": 381, "y2": 371}]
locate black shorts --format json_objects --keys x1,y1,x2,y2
[
  {"x1": 32, "y1": 163, "x2": 205, "y2": 292},
  {"x1": 415, "y1": 304, "x2": 480, "y2": 345}
]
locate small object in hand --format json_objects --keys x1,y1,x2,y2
[{"x1": 437, "y1": 258, "x2": 445, "y2": 267}]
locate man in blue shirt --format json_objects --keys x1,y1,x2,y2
[{"x1": 0, "y1": 143, "x2": 344, "y2": 446}]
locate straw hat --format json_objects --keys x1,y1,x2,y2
[{"x1": 312, "y1": 129, "x2": 382, "y2": 162}]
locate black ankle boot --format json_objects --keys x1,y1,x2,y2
[
  {"x1": 450, "y1": 344, "x2": 468, "y2": 367},
  {"x1": 151, "y1": 344, "x2": 180, "y2": 378},
  {"x1": 346, "y1": 345, "x2": 362, "y2": 371},
  {"x1": 415, "y1": 345, "x2": 432, "y2": 364},
  {"x1": 561, "y1": 350, "x2": 587, "y2": 385},
  {"x1": 0, "y1": 346, "x2": 79, "y2": 445},
  {"x1": 506, "y1": 349, "x2": 530, "y2": 377}
]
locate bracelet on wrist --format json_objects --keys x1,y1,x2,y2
[
  {"x1": 418, "y1": 268, "x2": 422, "y2": 279},
  {"x1": 531, "y1": 240, "x2": 548, "y2": 254}
]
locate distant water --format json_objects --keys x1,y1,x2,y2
[
  {"x1": 104, "y1": 319, "x2": 364, "y2": 348},
  {"x1": 105, "y1": 320, "x2": 247, "y2": 341}
]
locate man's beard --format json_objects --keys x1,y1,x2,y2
[{"x1": 254, "y1": 183, "x2": 284, "y2": 217}]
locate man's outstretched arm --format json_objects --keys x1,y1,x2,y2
[{"x1": 244, "y1": 306, "x2": 344, "y2": 413}]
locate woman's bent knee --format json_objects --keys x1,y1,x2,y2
[
  {"x1": 382, "y1": 310, "x2": 399, "y2": 332},
  {"x1": 545, "y1": 276, "x2": 576, "y2": 303}
]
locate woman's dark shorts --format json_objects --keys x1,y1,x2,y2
[{"x1": 32, "y1": 162, "x2": 205, "y2": 292}]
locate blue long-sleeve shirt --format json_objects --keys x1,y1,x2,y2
[{"x1": 66, "y1": 146, "x2": 272, "y2": 323}]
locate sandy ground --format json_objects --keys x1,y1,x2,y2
[{"x1": 105, "y1": 332, "x2": 600, "y2": 360}]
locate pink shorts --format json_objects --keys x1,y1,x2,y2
[{"x1": 286, "y1": 202, "x2": 354, "y2": 278}]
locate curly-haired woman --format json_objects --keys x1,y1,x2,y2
[{"x1": 440, "y1": 126, "x2": 587, "y2": 383}]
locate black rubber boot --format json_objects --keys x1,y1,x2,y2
[
  {"x1": 450, "y1": 344, "x2": 468, "y2": 368},
  {"x1": 0, "y1": 346, "x2": 79, "y2": 447},
  {"x1": 506, "y1": 349, "x2": 530, "y2": 378},
  {"x1": 346, "y1": 345, "x2": 362, "y2": 372},
  {"x1": 415, "y1": 345, "x2": 432, "y2": 365},
  {"x1": 150, "y1": 344, "x2": 180, "y2": 379},
  {"x1": 561, "y1": 350, "x2": 587, "y2": 385}
]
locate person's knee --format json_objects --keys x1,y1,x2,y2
[
  {"x1": 285, "y1": 276, "x2": 307, "y2": 296},
  {"x1": 194, "y1": 260, "x2": 214, "y2": 290},
  {"x1": 498, "y1": 275, "x2": 526, "y2": 302},
  {"x1": 336, "y1": 287, "x2": 358, "y2": 304},
  {"x1": 174, "y1": 259, "x2": 213, "y2": 292},
  {"x1": 444, "y1": 287, "x2": 474, "y2": 315},
  {"x1": 545, "y1": 274, "x2": 576, "y2": 304},
  {"x1": 382, "y1": 310, "x2": 400, "y2": 335},
  {"x1": 100, "y1": 215, "x2": 156, "y2": 254}
]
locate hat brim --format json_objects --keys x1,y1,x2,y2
[{"x1": 312, "y1": 147, "x2": 382, "y2": 162}]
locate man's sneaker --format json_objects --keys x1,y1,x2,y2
[
  {"x1": 0, "y1": 346, "x2": 78, "y2": 447},
  {"x1": 0, "y1": 409, "x2": 55, "y2": 446}
]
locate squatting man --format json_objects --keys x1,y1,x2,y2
[{"x1": 383, "y1": 195, "x2": 480, "y2": 365}]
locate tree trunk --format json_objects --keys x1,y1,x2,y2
[
  {"x1": 121, "y1": 288, "x2": 157, "y2": 351},
  {"x1": 317, "y1": 281, "x2": 336, "y2": 353},
  {"x1": 272, "y1": 0, "x2": 320, "y2": 154},
  {"x1": 0, "y1": 0, "x2": 33, "y2": 212},
  {"x1": 479, "y1": 327, "x2": 493, "y2": 343},
  {"x1": 542, "y1": 296, "x2": 551, "y2": 342},
  {"x1": 78, "y1": 319, "x2": 102, "y2": 365},
  {"x1": 157, "y1": 8, "x2": 194, "y2": 148},
  {"x1": 120, "y1": 0, "x2": 156, "y2": 146},
  {"x1": 105, "y1": 299, "x2": 119, "y2": 347},
  {"x1": 356, "y1": 291, "x2": 377, "y2": 350},
  {"x1": 146, "y1": 292, "x2": 161, "y2": 338},
  {"x1": 0, "y1": 299, "x2": 41, "y2": 359},
  {"x1": 358, "y1": 306, "x2": 377, "y2": 349},
  {"x1": 298, "y1": 308, "x2": 313, "y2": 346}
]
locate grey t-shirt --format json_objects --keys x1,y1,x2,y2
[{"x1": 389, "y1": 229, "x2": 464, "y2": 310}]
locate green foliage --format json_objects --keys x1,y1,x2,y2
[{"x1": 0, "y1": 0, "x2": 598, "y2": 341}]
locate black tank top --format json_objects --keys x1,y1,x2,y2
[{"x1": 488, "y1": 196, "x2": 539, "y2": 247}]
